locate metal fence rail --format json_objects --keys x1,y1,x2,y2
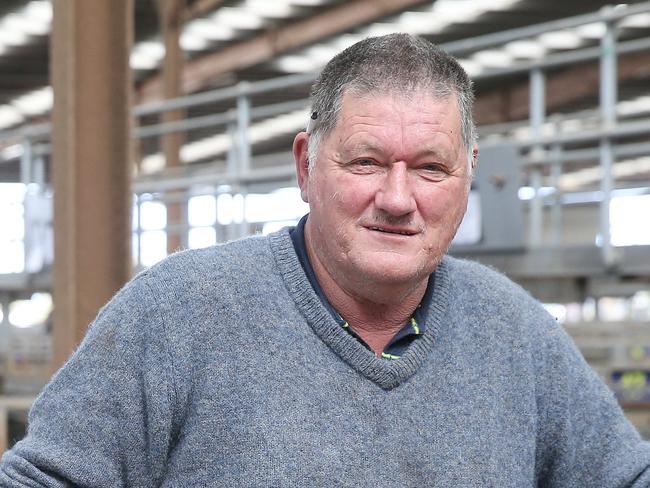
[{"x1": 1, "y1": 2, "x2": 649, "y2": 272}]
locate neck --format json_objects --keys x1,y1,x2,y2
[{"x1": 304, "y1": 229, "x2": 428, "y2": 356}]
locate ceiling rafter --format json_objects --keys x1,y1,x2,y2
[
  {"x1": 182, "y1": 0, "x2": 228, "y2": 23},
  {"x1": 137, "y1": 0, "x2": 429, "y2": 103},
  {"x1": 475, "y1": 50, "x2": 650, "y2": 125}
]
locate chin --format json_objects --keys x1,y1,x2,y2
[{"x1": 352, "y1": 254, "x2": 436, "y2": 286}]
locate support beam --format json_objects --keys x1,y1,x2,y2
[
  {"x1": 182, "y1": 0, "x2": 227, "y2": 23},
  {"x1": 156, "y1": 0, "x2": 186, "y2": 253},
  {"x1": 138, "y1": 0, "x2": 429, "y2": 102},
  {"x1": 474, "y1": 50, "x2": 650, "y2": 125},
  {"x1": 51, "y1": 0, "x2": 133, "y2": 369}
]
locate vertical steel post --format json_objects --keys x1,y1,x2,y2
[
  {"x1": 226, "y1": 120, "x2": 240, "y2": 241},
  {"x1": 19, "y1": 138, "x2": 32, "y2": 188},
  {"x1": 599, "y1": 14, "x2": 618, "y2": 267},
  {"x1": 0, "y1": 293, "x2": 11, "y2": 363},
  {"x1": 529, "y1": 68, "x2": 545, "y2": 248},
  {"x1": 20, "y1": 139, "x2": 33, "y2": 273},
  {"x1": 135, "y1": 194, "x2": 142, "y2": 268},
  {"x1": 550, "y1": 143, "x2": 563, "y2": 246},
  {"x1": 236, "y1": 84, "x2": 251, "y2": 238},
  {"x1": 236, "y1": 85, "x2": 251, "y2": 173}
]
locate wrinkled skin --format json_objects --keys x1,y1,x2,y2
[{"x1": 293, "y1": 90, "x2": 477, "y2": 308}]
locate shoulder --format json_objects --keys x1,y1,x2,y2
[
  {"x1": 443, "y1": 255, "x2": 535, "y2": 305},
  {"x1": 442, "y1": 255, "x2": 557, "y2": 337},
  {"x1": 149, "y1": 233, "x2": 273, "y2": 276},
  {"x1": 139, "y1": 233, "x2": 277, "y2": 294}
]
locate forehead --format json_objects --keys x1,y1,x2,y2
[
  {"x1": 331, "y1": 90, "x2": 464, "y2": 151},
  {"x1": 335, "y1": 90, "x2": 461, "y2": 137}
]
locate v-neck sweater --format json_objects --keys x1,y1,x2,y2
[
  {"x1": 289, "y1": 213, "x2": 434, "y2": 360},
  {"x1": 2, "y1": 229, "x2": 650, "y2": 487}
]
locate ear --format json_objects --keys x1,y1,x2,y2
[
  {"x1": 293, "y1": 131, "x2": 311, "y2": 203},
  {"x1": 471, "y1": 144, "x2": 479, "y2": 170}
]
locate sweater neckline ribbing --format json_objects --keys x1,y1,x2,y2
[{"x1": 269, "y1": 228, "x2": 450, "y2": 390}]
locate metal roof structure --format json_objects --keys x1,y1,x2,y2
[{"x1": 0, "y1": 0, "x2": 649, "y2": 181}]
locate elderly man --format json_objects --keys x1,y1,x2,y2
[{"x1": 2, "y1": 33, "x2": 650, "y2": 487}]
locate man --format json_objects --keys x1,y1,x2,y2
[{"x1": 2, "y1": 33, "x2": 650, "y2": 487}]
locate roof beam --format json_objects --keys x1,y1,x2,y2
[
  {"x1": 475, "y1": 50, "x2": 650, "y2": 125},
  {"x1": 182, "y1": 0, "x2": 227, "y2": 23},
  {"x1": 138, "y1": 0, "x2": 429, "y2": 103}
]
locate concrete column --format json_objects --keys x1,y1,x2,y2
[{"x1": 50, "y1": 0, "x2": 133, "y2": 369}]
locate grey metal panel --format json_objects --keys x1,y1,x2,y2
[{"x1": 451, "y1": 143, "x2": 525, "y2": 253}]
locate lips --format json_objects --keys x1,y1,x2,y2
[{"x1": 368, "y1": 226, "x2": 417, "y2": 236}]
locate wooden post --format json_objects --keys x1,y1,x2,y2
[
  {"x1": 157, "y1": 0, "x2": 186, "y2": 254},
  {"x1": 50, "y1": 0, "x2": 133, "y2": 368}
]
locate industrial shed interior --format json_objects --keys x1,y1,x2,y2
[{"x1": 1, "y1": 0, "x2": 650, "y2": 452}]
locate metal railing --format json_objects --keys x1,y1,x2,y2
[{"x1": 1, "y1": 2, "x2": 650, "y2": 273}]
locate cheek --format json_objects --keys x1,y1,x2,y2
[{"x1": 419, "y1": 186, "x2": 469, "y2": 223}]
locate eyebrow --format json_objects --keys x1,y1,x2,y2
[{"x1": 341, "y1": 141, "x2": 455, "y2": 164}]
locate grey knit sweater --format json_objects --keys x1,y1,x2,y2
[{"x1": 2, "y1": 229, "x2": 650, "y2": 487}]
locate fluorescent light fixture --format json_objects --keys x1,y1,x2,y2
[
  {"x1": 3, "y1": 13, "x2": 49, "y2": 36},
  {"x1": 181, "y1": 134, "x2": 230, "y2": 162},
  {"x1": 559, "y1": 118, "x2": 584, "y2": 133},
  {"x1": 244, "y1": 0, "x2": 295, "y2": 18},
  {"x1": 472, "y1": 49, "x2": 514, "y2": 68},
  {"x1": 458, "y1": 59, "x2": 483, "y2": 77},
  {"x1": 1, "y1": 144, "x2": 24, "y2": 160},
  {"x1": 12, "y1": 87, "x2": 52, "y2": 116},
  {"x1": 538, "y1": 30, "x2": 583, "y2": 50},
  {"x1": 429, "y1": 1, "x2": 476, "y2": 23},
  {"x1": 288, "y1": 0, "x2": 328, "y2": 5},
  {"x1": 212, "y1": 8, "x2": 264, "y2": 30},
  {"x1": 504, "y1": 40, "x2": 547, "y2": 59},
  {"x1": 0, "y1": 28, "x2": 28, "y2": 46},
  {"x1": 140, "y1": 154, "x2": 166, "y2": 174},
  {"x1": 131, "y1": 52, "x2": 161, "y2": 70},
  {"x1": 560, "y1": 156, "x2": 650, "y2": 191},
  {"x1": 0, "y1": 0, "x2": 52, "y2": 57},
  {"x1": 135, "y1": 41, "x2": 165, "y2": 59},
  {"x1": 180, "y1": 32, "x2": 210, "y2": 51},
  {"x1": 619, "y1": 12, "x2": 650, "y2": 28},
  {"x1": 185, "y1": 19, "x2": 236, "y2": 41},
  {"x1": 23, "y1": 1, "x2": 52, "y2": 24},
  {"x1": 362, "y1": 23, "x2": 399, "y2": 38},
  {"x1": 248, "y1": 109, "x2": 307, "y2": 143},
  {"x1": 618, "y1": 95, "x2": 650, "y2": 116},
  {"x1": 488, "y1": 0, "x2": 521, "y2": 8},
  {"x1": 303, "y1": 45, "x2": 339, "y2": 65},
  {"x1": 575, "y1": 22, "x2": 606, "y2": 39},
  {"x1": 130, "y1": 41, "x2": 165, "y2": 70},
  {"x1": 332, "y1": 34, "x2": 365, "y2": 51},
  {"x1": 0, "y1": 105, "x2": 25, "y2": 129},
  {"x1": 275, "y1": 55, "x2": 318, "y2": 73},
  {"x1": 397, "y1": 12, "x2": 445, "y2": 34}
]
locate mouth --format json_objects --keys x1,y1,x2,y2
[{"x1": 367, "y1": 226, "x2": 417, "y2": 236}]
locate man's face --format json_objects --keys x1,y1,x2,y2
[{"x1": 294, "y1": 90, "x2": 474, "y2": 292}]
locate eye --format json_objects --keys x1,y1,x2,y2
[
  {"x1": 356, "y1": 159, "x2": 376, "y2": 166},
  {"x1": 419, "y1": 164, "x2": 449, "y2": 181},
  {"x1": 349, "y1": 158, "x2": 382, "y2": 174}
]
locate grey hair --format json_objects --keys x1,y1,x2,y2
[{"x1": 307, "y1": 33, "x2": 477, "y2": 170}]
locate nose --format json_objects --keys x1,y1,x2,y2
[{"x1": 374, "y1": 162, "x2": 416, "y2": 217}]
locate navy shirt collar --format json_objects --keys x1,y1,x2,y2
[{"x1": 290, "y1": 214, "x2": 435, "y2": 357}]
